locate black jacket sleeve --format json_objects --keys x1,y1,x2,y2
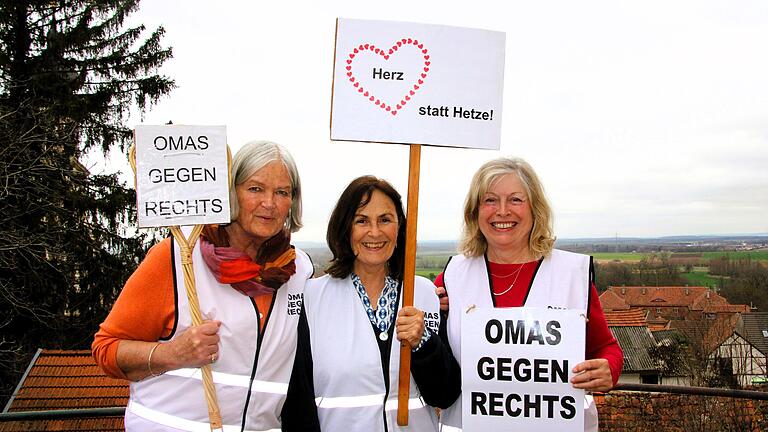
[
  {"x1": 281, "y1": 306, "x2": 321, "y2": 431},
  {"x1": 410, "y1": 317, "x2": 462, "y2": 409}
]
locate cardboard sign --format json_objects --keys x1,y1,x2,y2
[
  {"x1": 330, "y1": 18, "x2": 505, "y2": 149},
  {"x1": 461, "y1": 307, "x2": 585, "y2": 432},
  {"x1": 134, "y1": 125, "x2": 230, "y2": 228}
]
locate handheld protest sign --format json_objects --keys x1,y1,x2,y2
[
  {"x1": 131, "y1": 124, "x2": 232, "y2": 431},
  {"x1": 330, "y1": 18, "x2": 505, "y2": 425},
  {"x1": 331, "y1": 18, "x2": 505, "y2": 149},
  {"x1": 461, "y1": 307, "x2": 586, "y2": 432},
  {"x1": 134, "y1": 125, "x2": 230, "y2": 228}
]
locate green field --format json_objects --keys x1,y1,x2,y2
[
  {"x1": 592, "y1": 250, "x2": 768, "y2": 263},
  {"x1": 591, "y1": 252, "x2": 647, "y2": 262},
  {"x1": 416, "y1": 268, "x2": 442, "y2": 280},
  {"x1": 680, "y1": 271, "x2": 721, "y2": 287},
  {"x1": 700, "y1": 251, "x2": 768, "y2": 261}
]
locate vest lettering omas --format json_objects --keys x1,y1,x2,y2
[
  {"x1": 287, "y1": 293, "x2": 302, "y2": 316},
  {"x1": 424, "y1": 311, "x2": 439, "y2": 333},
  {"x1": 472, "y1": 319, "x2": 576, "y2": 420}
]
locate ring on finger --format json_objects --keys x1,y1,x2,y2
[{"x1": 211, "y1": 353, "x2": 217, "y2": 364}]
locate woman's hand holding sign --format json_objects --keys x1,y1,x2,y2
[{"x1": 570, "y1": 358, "x2": 613, "y2": 392}]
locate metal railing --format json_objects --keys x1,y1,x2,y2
[{"x1": 1, "y1": 384, "x2": 766, "y2": 422}]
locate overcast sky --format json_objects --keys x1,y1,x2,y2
[{"x1": 94, "y1": 0, "x2": 768, "y2": 243}]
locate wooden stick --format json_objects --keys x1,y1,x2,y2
[
  {"x1": 170, "y1": 226, "x2": 223, "y2": 432},
  {"x1": 397, "y1": 144, "x2": 421, "y2": 426},
  {"x1": 131, "y1": 134, "x2": 231, "y2": 431}
]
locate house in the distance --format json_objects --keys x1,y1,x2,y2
[
  {"x1": 708, "y1": 312, "x2": 768, "y2": 388},
  {"x1": 604, "y1": 309, "x2": 663, "y2": 385},
  {"x1": 600, "y1": 285, "x2": 754, "y2": 388},
  {"x1": 600, "y1": 286, "x2": 749, "y2": 328}
]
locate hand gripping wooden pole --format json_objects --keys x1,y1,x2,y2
[
  {"x1": 397, "y1": 144, "x2": 421, "y2": 426},
  {"x1": 129, "y1": 142, "x2": 224, "y2": 431},
  {"x1": 169, "y1": 225, "x2": 223, "y2": 431}
]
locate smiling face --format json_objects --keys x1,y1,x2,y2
[
  {"x1": 478, "y1": 173, "x2": 534, "y2": 260},
  {"x1": 232, "y1": 160, "x2": 293, "y2": 244},
  {"x1": 350, "y1": 189, "x2": 400, "y2": 274}
]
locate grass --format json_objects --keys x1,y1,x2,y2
[
  {"x1": 680, "y1": 271, "x2": 721, "y2": 287},
  {"x1": 592, "y1": 250, "x2": 768, "y2": 263},
  {"x1": 416, "y1": 268, "x2": 443, "y2": 280},
  {"x1": 591, "y1": 252, "x2": 647, "y2": 262},
  {"x1": 700, "y1": 251, "x2": 768, "y2": 262}
]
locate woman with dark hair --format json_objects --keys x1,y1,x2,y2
[{"x1": 282, "y1": 176, "x2": 460, "y2": 431}]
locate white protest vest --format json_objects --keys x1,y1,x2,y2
[
  {"x1": 303, "y1": 274, "x2": 442, "y2": 432},
  {"x1": 125, "y1": 238, "x2": 313, "y2": 432},
  {"x1": 440, "y1": 249, "x2": 598, "y2": 432}
]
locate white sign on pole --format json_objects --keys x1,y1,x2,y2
[
  {"x1": 461, "y1": 307, "x2": 585, "y2": 432},
  {"x1": 330, "y1": 18, "x2": 505, "y2": 150},
  {"x1": 134, "y1": 125, "x2": 230, "y2": 228}
]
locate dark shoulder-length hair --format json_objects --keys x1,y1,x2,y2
[{"x1": 325, "y1": 176, "x2": 407, "y2": 280}]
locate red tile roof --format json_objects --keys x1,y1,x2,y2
[
  {"x1": 605, "y1": 309, "x2": 648, "y2": 327},
  {"x1": 704, "y1": 304, "x2": 752, "y2": 314},
  {"x1": 1, "y1": 349, "x2": 127, "y2": 431},
  {"x1": 605, "y1": 286, "x2": 729, "y2": 309},
  {"x1": 599, "y1": 289, "x2": 630, "y2": 311}
]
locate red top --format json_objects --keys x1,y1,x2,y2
[{"x1": 435, "y1": 259, "x2": 623, "y2": 386}]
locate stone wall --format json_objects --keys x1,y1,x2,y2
[{"x1": 595, "y1": 392, "x2": 768, "y2": 431}]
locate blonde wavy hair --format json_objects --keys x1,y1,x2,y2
[{"x1": 458, "y1": 157, "x2": 555, "y2": 258}]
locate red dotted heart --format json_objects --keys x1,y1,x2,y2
[{"x1": 344, "y1": 38, "x2": 430, "y2": 116}]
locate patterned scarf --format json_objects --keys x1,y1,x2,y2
[{"x1": 199, "y1": 225, "x2": 296, "y2": 297}]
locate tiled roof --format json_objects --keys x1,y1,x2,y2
[
  {"x1": 598, "y1": 289, "x2": 630, "y2": 311},
  {"x1": 604, "y1": 309, "x2": 647, "y2": 327},
  {"x1": 605, "y1": 286, "x2": 729, "y2": 309},
  {"x1": 609, "y1": 326, "x2": 659, "y2": 373},
  {"x1": 1, "y1": 349, "x2": 127, "y2": 432},
  {"x1": 671, "y1": 313, "x2": 741, "y2": 353},
  {"x1": 704, "y1": 304, "x2": 752, "y2": 314},
  {"x1": 738, "y1": 312, "x2": 768, "y2": 356}
]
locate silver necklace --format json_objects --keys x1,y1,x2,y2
[{"x1": 492, "y1": 263, "x2": 526, "y2": 296}]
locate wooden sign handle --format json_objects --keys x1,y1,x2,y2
[
  {"x1": 169, "y1": 226, "x2": 223, "y2": 431},
  {"x1": 397, "y1": 144, "x2": 421, "y2": 426}
]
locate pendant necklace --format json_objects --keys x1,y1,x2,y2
[{"x1": 492, "y1": 263, "x2": 526, "y2": 296}]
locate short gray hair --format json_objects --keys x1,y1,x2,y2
[{"x1": 229, "y1": 140, "x2": 303, "y2": 232}]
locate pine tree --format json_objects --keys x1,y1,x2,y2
[{"x1": 0, "y1": 0, "x2": 174, "y2": 405}]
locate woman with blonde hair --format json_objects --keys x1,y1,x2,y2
[{"x1": 435, "y1": 157, "x2": 622, "y2": 431}]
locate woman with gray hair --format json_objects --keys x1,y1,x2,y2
[
  {"x1": 435, "y1": 157, "x2": 622, "y2": 431},
  {"x1": 93, "y1": 140, "x2": 314, "y2": 431}
]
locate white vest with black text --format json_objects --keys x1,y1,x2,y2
[
  {"x1": 440, "y1": 249, "x2": 598, "y2": 432},
  {"x1": 303, "y1": 274, "x2": 442, "y2": 432},
  {"x1": 125, "y1": 237, "x2": 312, "y2": 432}
]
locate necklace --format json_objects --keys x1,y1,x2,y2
[
  {"x1": 490, "y1": 263, "x2": 526, "y2": 278},
  {"x1": 492, "y1": 263, "x2": 526, "y2": 296}
]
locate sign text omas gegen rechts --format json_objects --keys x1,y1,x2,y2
[
  {"x1": 135, "y1": 125, "x2": 230, "y2": 228},
  {"x1": 461, "y1": 308, "x2": 585, "y2": 431}
]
